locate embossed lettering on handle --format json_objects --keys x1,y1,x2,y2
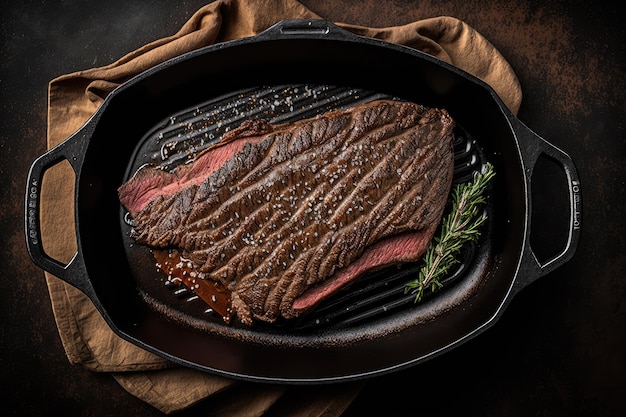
[
  {"x1": 27, "y1": 177, "x2": 39, "y2": 246},
  {"x1": 572, "y1": 180, "x2": 581, "y2": 231}
]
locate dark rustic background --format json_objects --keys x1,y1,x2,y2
[{"x1": 1, "y1": 1, "x2": 624, "y2": 416}]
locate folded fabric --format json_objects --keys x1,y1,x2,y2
[{"x1": 40, "y1": 0, "x2": 522, "y2": 414}]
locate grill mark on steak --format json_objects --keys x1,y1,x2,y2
[{"x1": 120, "y1": 99, "x2": 455, "y2": 326}]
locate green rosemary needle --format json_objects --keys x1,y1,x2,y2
[{"x1": 405, "y1": 162, "x2": 495, "y2": 303}]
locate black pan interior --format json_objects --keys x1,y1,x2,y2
[{"x1": 75, "y1": 34, "x2": 525, "y2": 381}]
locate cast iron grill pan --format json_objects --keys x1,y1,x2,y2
[
  {"x1": 121, "y1": 84, "x2": 489, "y2": 334},
  {"x1": 26, "y1": 20, "x2": 581, "y2": 383}
]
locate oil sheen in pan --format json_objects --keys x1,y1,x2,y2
[{"x1": 120, "y1": 84, "x2": 489, "y2": 334}]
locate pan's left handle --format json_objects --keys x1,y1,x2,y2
[
  {"x1": 25, "y1": 130, "x2": 90, "y2": 290},
  {"x1": 512, "y1": 118, "x2": 582, "y2": 293}
]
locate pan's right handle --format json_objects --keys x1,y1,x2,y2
[
  {"x1": 25, "y1": 131, "x2": 89, "y2": 289},
  {"x1": 513, "y1": 118, "x2": 582, "y2": 291}
]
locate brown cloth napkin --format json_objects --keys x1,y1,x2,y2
[{"x1": 40, "y1": 0, "x2": 522, "y2": 414}]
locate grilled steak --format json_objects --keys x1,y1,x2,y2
[{"x1": 119, "y1": 99, "x2": 455, "y2": 326}]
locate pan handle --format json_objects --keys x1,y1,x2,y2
[
  {"x1": 25, "y1": 127, "x2": 92, "y2": 293},
  {"x1": 512, "y1": 118, "x2": 582, "y2": 292},
  {"x1": 259, "y1": 19, "x2": 352, "y2": 40}
]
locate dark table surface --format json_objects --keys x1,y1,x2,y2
[{"x1": 2, "y1": 1, "x2": 624, "y2": 416}]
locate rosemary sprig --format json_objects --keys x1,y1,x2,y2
[{"x1": 405, "y1": 162, "x2": 495, "y2": 303}]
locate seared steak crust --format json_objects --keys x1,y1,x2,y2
[{"x1": 124, "y1": 100, "x2": 455, "y2": 325}]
